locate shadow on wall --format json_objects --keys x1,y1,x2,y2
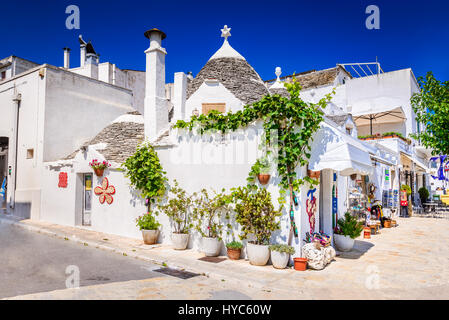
[
  {"x1": 8, "y1": 202, "x2": 31, "y2": 220},
  {"x1": 336, "y1": 240, "x2": 374, "y2": 260}
]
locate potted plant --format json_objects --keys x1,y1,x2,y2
[
  {"x1": 307, "y1": 165, "x2": 321, "y2": 179},
  {"x1": 226, "y1": 241, "x2": 243, "y2": 260},
  {"x1": 192, "y1": 189, "x2": 231, "y2": 257},
  {"x1": 333, "y1": 212, "x2": 364, "y2": 252},
  {"x1": 269, "y1": 244, "x2": 295, "y2": 269},
  {"x1": 158, "y1": 180, "x2": 193, "y2": 250},
  {"x1": 418, "y1": 187, "x2": 430, "y2": 204},
  {"x1": 136, "y1": 212, "x2": 161, "y2": 245},
  {"x1": 247, "y1": 157, "x2": 272, "y2": 185},
  {"x1": 89, "y1": 159, "x2": 111, "y2": 177},
  {"x1": 122, "y1": 141, "x2": 167, "y2": 245},
  {"x1": 231, "y1": 186, "x2": 281, "y2": 266}
]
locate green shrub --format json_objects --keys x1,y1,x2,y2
[
  {"x1": 226, "y1": 241, "x2": 243, "y2": 250},
  {"x1": 122, "y1": 141, "x2": 167, "y2": 213},
  {"x1": 231, "y1": 186, "x2": 281, "y2": 245},
  {"x1": 269, "y1": 244, "x2": 295, "y2": 254},
  {"x1": 157, "y1": 180, "x2": 193, "y2": 234},
  {"x1": 418, "y1": 187, "x2": 430, "y2": 203},
  {"x1": 334, "y1": 212, "x2": 364, "y2": 239},
  {"x1": 401, "y1": 184, "x2": 412, "y2": 195},
  {"x1": 136, "y1": 213, "x2": 160, "y2": 231},
  {"x1": 192, "y1": 189, "x2": 232, "y2": 241}
]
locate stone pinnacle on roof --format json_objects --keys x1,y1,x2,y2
[
  {"x1": 208, "y1": 25, "x2": 246, "y2": 61},
  {"x1": 270, "y1": 67, "x2": 285, "y2": 89}
]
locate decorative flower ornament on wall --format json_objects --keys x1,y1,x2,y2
[
  {"x1": 306, "y1": 188, "x2": 317, "y2": 234},
  {"x1": 94, "y1": 177, "x2": 115, "y2": 205}
]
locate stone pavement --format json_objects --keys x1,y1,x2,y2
[{"x1": 2, "y1": 215, "x2": 449, "y2": 299}]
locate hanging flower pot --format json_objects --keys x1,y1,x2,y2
[
  {"x1": 257, "y1": 174, "x2": 271, "y2": 185},
  {"x1": 307, "y1": 169, "x2": 320, "y2": 179},
  {"x1": 94, "y1": 168, "x2": 104, "y2": 177},
  {"x1": 293, "y1": 257, "x2": 308, "y2": 271}
]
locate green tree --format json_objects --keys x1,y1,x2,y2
[
  {"x1": 411, "y1": 72, "x2": 449, "y2": 155},
  {"x1": 122, "y1": 141, "x2": 167, "y2": 213}
]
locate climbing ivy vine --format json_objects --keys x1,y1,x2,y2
[{"x1": 174, "y1": 79, "x2": 334, "y2": 205}]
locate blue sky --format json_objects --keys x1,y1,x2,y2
[{"x1": 2, "y1": 0, "x2": 448, "y2": 83}]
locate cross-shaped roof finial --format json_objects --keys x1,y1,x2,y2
[{"x1": 221, "y1": 25, "x2": 231, "y2": 41}]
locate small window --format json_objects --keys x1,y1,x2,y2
[
  {"x1": 202, "y1": 103, "x2": 225, "y2": 115},
  {"x1": 1, "y1": 71, "x2": 6, "y2": 80},
  {"x1": 26, "y1": 149, "x2": 34, "y2": 159},
  {"x1": 346, "y1": 127, "x2": 352, "y2": 135}
]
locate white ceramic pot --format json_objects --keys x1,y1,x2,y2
[
  {"x1": 171, "y1": 233, "x2": 190, "y2": 250},
  {"x1": 334, "y1": 234, "x2": 355, "y2": 252},
  {"x1": 270, "y1": 250, "x2": 290, "y2": 269},
  {"x1": 247, "y1": 243, "x2": 270, "y2": 266},
  {"x1": 142, "y1": 229, "x2": 159, "y2": 245},
  {"x1": 202, "y1": 237, "x2": 221, "y2": 257}
]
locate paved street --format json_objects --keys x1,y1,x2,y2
[
  {"x1": 0, "y1": 223, "x2": 164, "y2": 299},
  {"x1": 1, "y1": 216, "x2": 449, "y2": 299}
]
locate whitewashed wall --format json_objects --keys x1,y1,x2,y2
[{"x1": 185, "y1": 82, "x2": 244, "y2": 117}]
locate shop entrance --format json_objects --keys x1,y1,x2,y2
[
  {"x1": 0, "y1": 137, "x2": 9, "y2": 210},
  {"x1": 82, "y1": 173, "x2": 92, "y2": 226}
]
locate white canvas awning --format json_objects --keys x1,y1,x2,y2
[{"x1": 309, "y1": 120, "x2": 374, "y2": 176}]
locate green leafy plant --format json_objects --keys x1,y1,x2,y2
[
  {"x1": 334, "y1": 212, "x2": 364, "y2": 239},
  {"x1": 122, "y1": 141, "x2": 167, "y2": 213},
  {"x1": 411, "y1": 72, "x2": 449, "y2": 156},
  {"x1": 226, "y1": 241, "x2": 243, "y2": 250},
  {"x1": 418, "y1": 187, "x2": 430, "y2": 203},
  {"x1": 269, "y1": 244, "x2": 295, "y2": 255},
  {"x1": 247, "y1": 156, "x2": 272, "y2": 183},
  {"x1": 136, "y1": 213, "x2": 160, "y2": 231},
  {"x1": 192, "y1": 189, "x2": 232, "y2": 241},
  {"x1": 231, "y1": 186, "x2": 282, "y2": 245},
  {"x1": 401, "y1": 184, "x2": 412, "y2": 196},
  {"x1": 157, "y1": 180, "x2": 193, "y2": 234},
  {"x1": 174, "y1": 79, "x2": 332, "y2": 206}
]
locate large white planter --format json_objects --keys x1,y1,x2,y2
[
  {"x1": 334, "y1": 234, "x2": 355, "y2": 252},
  {"x1": 171, "y1": 233, "x2": 190, "y2": 250},
  {"x1": 202, "y1": 237, "x2": 221, "y2": 257},
  {"x1": 247, "y1": 243, "x2": 270, "y2": 266},
  {"x1": 270, "y1": 251, "x2": 290, "y2": 269},
  {"x1": 141, "y1": 229, "x2": 159, "y2": 245}
]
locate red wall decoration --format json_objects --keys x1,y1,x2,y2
[
  {"x1": 94, "y1": 177, "x2": 115, "y2": 205},
  {"x1": 58, "y1": 172, "x2": 68, "y2": 188}
]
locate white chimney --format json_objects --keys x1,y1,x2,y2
[
  {"x1": 63, "y1": 47, "x2": 70, "y2": 69},
  {"x1": 80, "y1": 45, "x2": 86, "y2": 67},
  {"x1": 143, "y1": 28, "x2": 168, "y2": 141},
  {"x1": 173, "y1": 72, "x2": 187, "y2": 121}
]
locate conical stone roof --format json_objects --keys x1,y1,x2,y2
[{"x1": 186, "y1": 27, "x2": 269, "y2": 105}]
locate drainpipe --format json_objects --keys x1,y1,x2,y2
[{"x1": 9, "y1": 92, "x2": 21, "y2": 209}]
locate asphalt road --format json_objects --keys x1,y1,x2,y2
[{"x1": 0, "y1": 223, "x2": 164, "y2": 299}]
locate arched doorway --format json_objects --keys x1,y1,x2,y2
[{"x1": 0, "y1": 137, "x2": 8, "y2": 210}]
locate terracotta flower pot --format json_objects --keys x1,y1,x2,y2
[
  {"x1": 257, "y1": 174, "x2": 271, "y2": 185},
  {"x1": 142, "y1": 229, "x2": 159, "y2": 245},
  {"x1": 293, "y1": 257, "x2": 308, "y2": 271},
  {"x1": 227, "y1": 248, "x2": 241, "y2": 260},
  {"x1": 363, "y1": 227, "x2": 371, "y2": 239},
  {"x1": 94, "y1": 168, "x2": 104, "y2": 177},
  {"x1": 384, "y1": 220, "x2": 392, "y2": 228},
  {"x1": 307, "y1": 170, "x2": 320, "y2": 179}
]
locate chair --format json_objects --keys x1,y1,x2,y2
[{"x1": 413, "y1": 193, "x2": 424, "y2": 215}]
